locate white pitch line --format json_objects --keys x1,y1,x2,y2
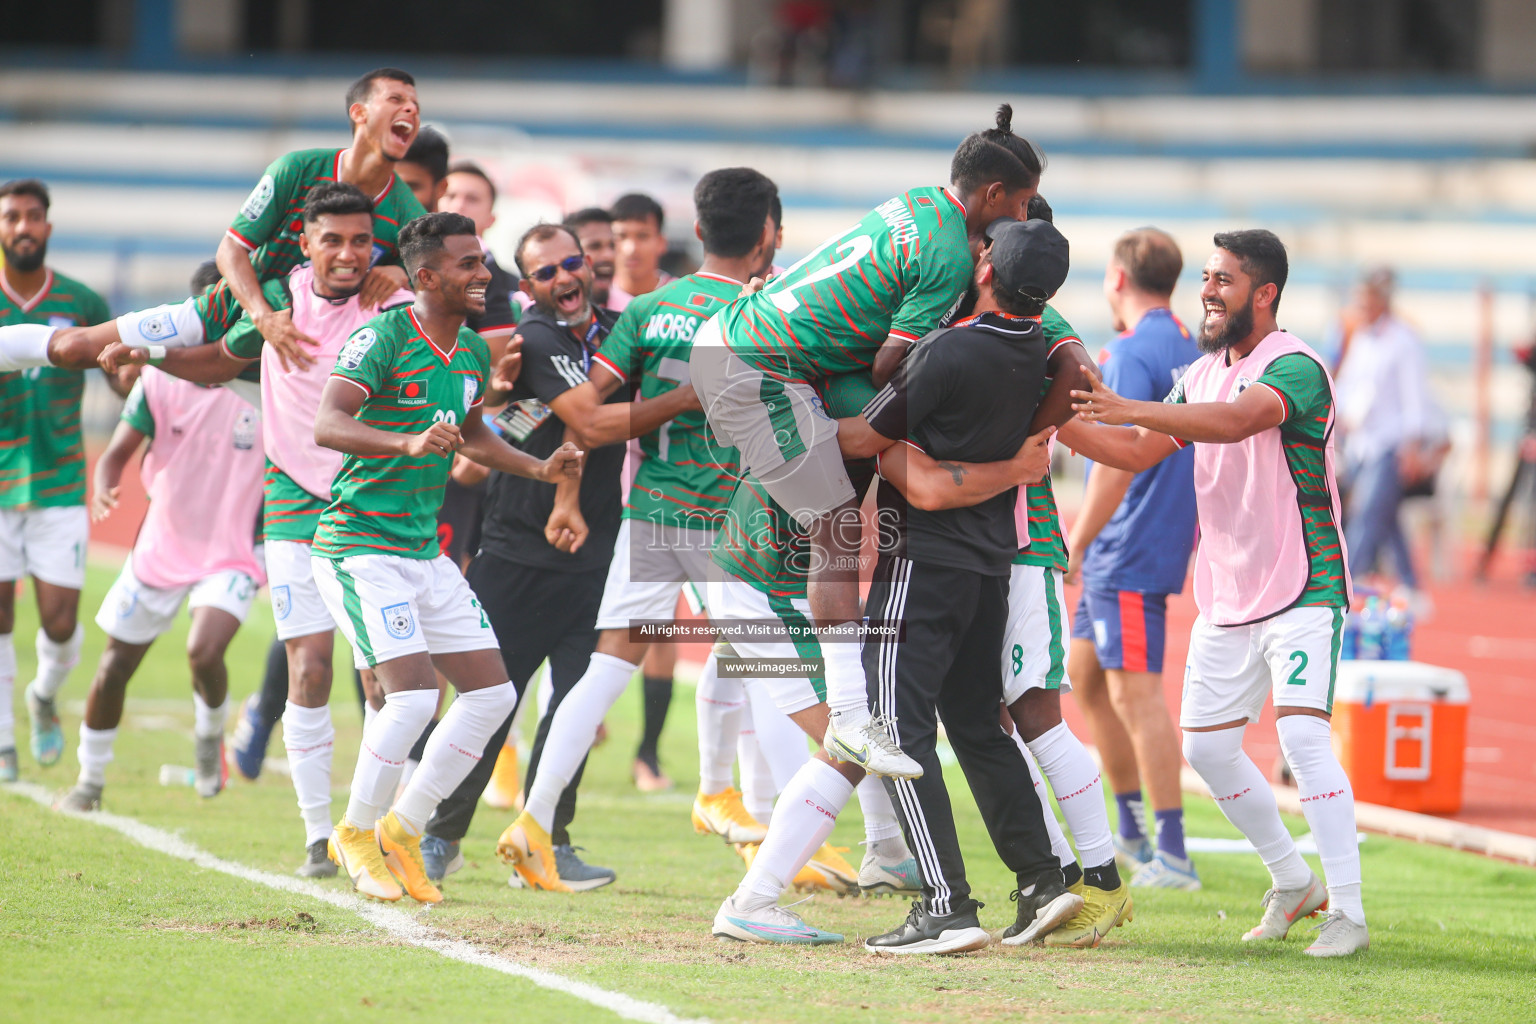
[{"x1": 7, "y1": 782, "x2": 708, "y2": 1024}]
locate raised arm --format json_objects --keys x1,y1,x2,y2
[
  {"x1": 98, "y1": 340, "x2": 254, "y2": 384},
  {"x1": 1071, "y1": 366, "x2": 1284, "y2": 445}
]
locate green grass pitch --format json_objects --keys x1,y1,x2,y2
[{"x1": 2, "y1": 564, "x2": 1532, "y2": 1023}]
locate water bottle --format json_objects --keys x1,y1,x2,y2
[
  {"x1": 1340, "y1": 609, "x2": 1360, "y2": 661},
  {"x1": 1357, "y1": 597, "x2": 1386, "y2": 661},
  {"x1": 159, "y1": 764, "x2": 197, "y2": 787},
  {"x1": 1385, "y1": 603, "x2": 1413, "y2": 661}
]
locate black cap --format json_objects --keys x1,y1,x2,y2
[{"x1": 984, "y1": 217, "x2": 1069, "y2": 304}]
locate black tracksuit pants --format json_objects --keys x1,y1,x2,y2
[
  {"x1": 864, "y1": 554, "x2": 1060, "y2": 916},
  {"x1": 425, "y1": 551, "x2": 607, "y2": 846}
]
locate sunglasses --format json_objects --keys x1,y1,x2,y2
[{"x1": 529, "y1": 254, "x2": 586, "y2": 282}]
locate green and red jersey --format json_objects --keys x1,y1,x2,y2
[
  {"x1": 1012, "y1": 305, "x2": 1080, "y2": 573},
  {"x1": 196, "y1": 148, "x2": 426, "y2": 341},
  {"x1": 0, "y1": 269, "x2": 110, "y2": 508},
  {"x1": 718, "y1": 187, "x2": 974, "y2": 381},
  {"x1": 592, "y1": 272, "x2": 743, "y2": 530},
  {"x1": 314, "y1": 306, "x2": 489, "y2": 560}
]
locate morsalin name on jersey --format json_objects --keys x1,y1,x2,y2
[{"x1": 644, "y1": 311, "x2": 703, "y2": 343}]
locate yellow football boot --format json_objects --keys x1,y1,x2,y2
[
  {"x1": 482, "y1": 742, "x2": 521, "y2": 811},
  {"x1": 1043, "y1": 878, "x2": 1134, "y2": 948},
  {"x1": 691, "y1": 787, "x2": 768, "y2": 845},
  {"x1": 496, "y1": 811, "x2": 572, "y2": 892},
  {"x1": 329, "y1": 822, "x2": 403, "y2": 902},
  {"x1": 376, "y1": 811, "x2": 443, "y2": 904},
  {"x1": 792, "y1": 844, "x2": 859, "y2": 895}
]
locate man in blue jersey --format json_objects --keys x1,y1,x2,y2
[{"x1": 1065, "y1": 227, "x2": 1202, "y2": 889}]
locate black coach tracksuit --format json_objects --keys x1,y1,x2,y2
[
  {"x1": 424, "y1": 304, "x2": 626, "y2": 848},
  {"x1": 861, "y1": 310, "x2": 1060, "y2": 916}
]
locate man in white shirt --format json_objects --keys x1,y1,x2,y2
[{"x1": 1333, "y1": 267, "x2": 1432, "y2": 593}]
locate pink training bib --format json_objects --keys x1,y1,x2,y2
[
  {"x1": 133, "y1": 369, "x2": 266, "y2": 589},
  {"x1": 1180, "y1": 331, "x2": 1348, "y2": 625},
  {"x1": 260, "y1": 264, "x2": 413, "y2": 502}
]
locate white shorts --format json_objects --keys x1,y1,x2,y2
[
  {"x1": 115, "y1": 298, "x2": 205, "y2": 348},
  {"x1": 312, "y1": 552, "x2": 497, "y2": 669},
  {"x1": 594, "y1": 519, "x2": 714, "y2": 630},
  {"x1": 1001, "y1": 563, "x2": 1073, "y2": 705},
  {"x1": 704, "y1": 576, "x2": 823, "y2": 715},
  {"x1": 95, "y1": 552, "x2": 259, "y2": 645},
  {"x1": 266, "y1": 540, "x2": 337, "y2": 641},
  {"x1": 0, "y1": 505, "x2": 89, "y2": 589},
  {"x1": 1179, "y1": 606, "x2": 1346, "y2": 729}
]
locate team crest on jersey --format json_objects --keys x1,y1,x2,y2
[
  {"x1": 47, "y1": 315, "x2": 73, "y2": 329},
  {"x1": 241, "y1": 175, "x2": 276, "y2": 221},
  {"x1": 1232, "y1": 375, "x2": 1253, "y2": 400},
  {"x1": 137, "y1": 312, "x2": 179, "y2": 341},
  {"x1": 337, "y1": 328, "x2": 377, "y2": 370},
  {"x1": 115, "y1": 589, "x2": 138, "y2": 620},
  {"x1": 272, "y1": 585, "x2": 291, "y2": 620},
  {"x1": 397, "y1": 375, "x2": 428, "y2": 406},
  {"x1": 462, "y1": 377, "x2": 477, "y2": 414},
  {"x1": 381, "y1": 602, "x2": 416, "y2": 640},
  {"x1": 232, "y1": 408, "x2": 258, "y2": 450},
  {"x1": 370, "y1": 242, "x2": 387, "y2": 268}
]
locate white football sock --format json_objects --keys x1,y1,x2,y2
[
  {"x1": 0, "y1": 633, "x2": 15, "y2": 750},
  {"x1": 747, "y1": 683, "x2": 811, "y2": 790},
  {"x1": 0, "y1": 323, "x2": 57, "y2": 372},
  {"x1": 1026, "y1": 721, "x2": 1114, "y2": 869},
  {"x1": 523, "y1": 653, "x2": 636, "y2": 832},
  {"x1": 344, "y1": 688, "x2": 434, "y2": 831},
  {"x1": 1183, "y1": 728, "x2": 1312, "y2": 890},
  {"x1": 192, "y1": 693, "x2": 228, "y2": 740},
  {"x1": 734, "y1": 758, "x2": 854, "y2": 911},
  {"x1": 856, "y1": 775, "x2": 903, "y2": 846},
  {"x1": 283, "y1": 702, "x2": 336, "y2": 847},
  {"x1": 696, "y1": 649, "x2": 745, "y2": 795},
  {"x1": 77, "y1": 724, "x2": 117, "y2": 787},
  {"x1": 1013, "y1": 730, "x2": 1076, "y2": 870},
  {"x1": 1277, "y1": 714, "x2": 1365, "y2": 924},
  {"x1": 736, "y1": 723, "x2": 776, "y2": 824},
  {"x1": 822, "y1": 640, "x2": 870, "y2": 725},
  {"x1": 31, "y1": 624, "x2": 84, "y2": 700},
  {"x1": 394, "y1": 681, "x2": 517, "y2": 833}
]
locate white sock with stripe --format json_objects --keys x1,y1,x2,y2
[
  {"x1": 1013, "y1": 729, "x2": 1077, "y2": 870},
  {"x1": 734, "y1": 758, "x2": 854, "y2": 911},
  {"x1": 696, "y1": 649, "x2": 744, "y2": 795},
  {"x1": 1183, "y1": 727, "x2": 1313, "y2": 890},
  {"x1": 283, "y1": 702, "x2": 336, "y2": 846},
  {"x1": 31, "y1": 624, "x2": 84, "y2": 700},
  {"x1": 1025, "y1": 721, "x2": 1115, "y2": 870},
  {"x1": 77, "y1": 724, "x2": 117, "y2": 787},
  {"x1": 1277, "y1": 714, "x2": 1365, "y2": 924},
  {"x1": 344, "y1": 689, "x2": 435, "y2": 831},
  {"x1": 523, "y1": 653, "x2": 635, "y2": 833},
  {"x1": 394, "y1": 681, "x2": 518, "y2": 834}
]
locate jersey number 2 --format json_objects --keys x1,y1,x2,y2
[{"x1": 1285, "y1": 650, "x2": 1308, "y2": 685}]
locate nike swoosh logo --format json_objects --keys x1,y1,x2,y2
[{"x1": 835, "y1": 739, "x2": 869, "y2": 761}]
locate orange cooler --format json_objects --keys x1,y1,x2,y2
[{"x1": 1329, "y1": 661, "x2": 1469, "y2": 814}]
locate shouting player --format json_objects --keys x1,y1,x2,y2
[
  {"x1": 57, "y1": 367, "x2": 264, "y2": 810},
  {"x1": 1066, "y1": 230, "x2": 1368, "y2": 957},
  {"x1": 310, "y1": 212, "x2": 582, "y2": 904},
  {"x1": 0, "y1": 179, "x2": 111, "y2": 780},
  {"x1": 0, "y1": 68, "x2": 425, "y2": 375},
  {"x1": 690, "y1": 106, "x2": 1045, "y2": 778},
  {"x1": 103, "y1": 182, "x2": 416, "y2": 877}
]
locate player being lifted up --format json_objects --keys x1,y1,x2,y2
[
  {"x1": 690, "y1": 105, "x2": 1045, "y2": 778},
  {"x1": 497, "y1": 168, "x2": 779, "y2": 888},
  {"x1": 101, "y1": 182, "x2": 416, "y2": 878},
  {"x1": 1065, "y1": 230, "x2": 1368, "y2": 957},
  {"x1": 0, "y1": 68, "x2": 426, "y2": 375},
  {"x1": 0, "y1": 179, "x2": 111, "y2": 781},
  {"x1": 308, "y1": 212, "x2": 582, "y2": 904}
]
